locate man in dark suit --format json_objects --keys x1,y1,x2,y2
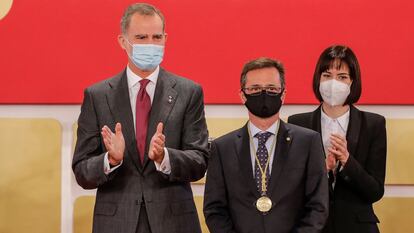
[
  {"x1": 72, "y1": 3, "x2": 208, "y2": 233},
  {"x1": 203, "y1": 58, "x2": 329, "y2": 233}
]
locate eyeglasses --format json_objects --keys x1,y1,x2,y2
[{"x1": 242, "y1": 86, "x2": 283, "y2": 96}]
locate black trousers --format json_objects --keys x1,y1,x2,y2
[{"x1": 136, "y1": 203, "x2": 152, "y2": 233}]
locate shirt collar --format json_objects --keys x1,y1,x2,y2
[
  {"x1": 321, "y1": 108, "x2": 350, "y2": 131},
  {"x1": 126, "y1": 65, "x2": 160, "y2": 89},
  {"x1": 248, "y1": 119, "x2": 280, "y2": 138}
]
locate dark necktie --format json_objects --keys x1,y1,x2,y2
[
  {"x1": 136, "y1": 79, "x2": 151, "y2": 164},
  {"x1": 254, "y1": 132, "x2": 273, "y2": 194}
]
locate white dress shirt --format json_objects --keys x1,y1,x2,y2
[
  {"x1": 104, "y1": 65, "x2": 171, "y2": 175},
  {"x1": 321, "y1": 109, "x2": 350, "y2": 177},
  {"x1": 248, "y1": 120, "x2": 280, "y2": 177},
  {"x1": 320, "y1": 109, "x2": 350, "y2": 155}
]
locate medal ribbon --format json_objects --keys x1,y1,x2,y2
[{"x1": 247, "y1": 126, "x2": 277, "y2": 195}]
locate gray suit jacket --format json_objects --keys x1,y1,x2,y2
[
  {"x1": 204, "y1": 121, "x2": 329, "y2": 233},
  {"x1": 72, "y1": 68, "x2": 208, "y2": 233}
]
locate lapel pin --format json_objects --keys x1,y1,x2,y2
[
  {"x1": 286, "y1": 136, "x2": 291, "y2": 142},
  {"x1": 168, "y1": 95, "x2": 173, "y2": 103}
]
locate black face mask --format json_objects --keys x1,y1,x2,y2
[{"x1": 244, "y1": 90, "x2": 282, "y2": 118}]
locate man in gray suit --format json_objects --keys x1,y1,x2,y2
[
  {"x1": 72, "y1": 3, "x2": 208, "y2": 233},
  {"x1": 203, "y1": 58, "x2": 328, "y2": 233}
]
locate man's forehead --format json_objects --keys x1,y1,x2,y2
[
  {"x1": 246, "y1": 68, "x2": 280, "y2": 79},
  {"x1": 130, "y1": 12, "x2": 162, "y2": 21},
  {"x1": 247, "y1": 67, "x2": 279, "y2": 75},
  {"x1": 127, "y1": 14, "x2": 163, "y2": 31}
]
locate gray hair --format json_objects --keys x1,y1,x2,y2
[
  {"x1": 240, "y1": 57, "x2": 286, "y2": 89},
  {"x1": 120, "y1": 3, "x2": 165, "y2": 35}
]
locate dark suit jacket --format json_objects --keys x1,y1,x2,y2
[
  {"x1": 203, "y1": 121, "x2": 329, "y2": 233},
  {"x1": 288, "y1": 105, "x2": 387, "y2": 233},
  {"x1": 72, "y1": 68, "x2": 208, "y2": 233}
]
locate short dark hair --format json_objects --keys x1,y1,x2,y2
[
  {"x1": 120, "y1": 3, "x2": 165, "y2": 35},
  {"x1": 312, "y1": 45, "x2": 362, "y2": 105},
  {"x1": 240, "y1": 57, "x2": 285, "y2": 89}
]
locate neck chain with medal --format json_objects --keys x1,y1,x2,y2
[{"x1": 247, "y1": 125, "x2": 277, "y2": 213}]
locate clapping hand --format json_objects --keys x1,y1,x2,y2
[
  {"x1": 328, "y1": 133, "x2": 349, "y2": 166},
  {"x1": 148, "y1": 122, "x2": 166, "y2": 164},
  {"x1": 101, "y1": 123, "x2": 125, "y2": 166}
]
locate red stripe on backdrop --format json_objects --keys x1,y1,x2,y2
[{"x1": 0, "y1": 0, "x2": 413, "y2": 104}]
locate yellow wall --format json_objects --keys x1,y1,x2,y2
[{"x1": 0, "y1": 119, "x2": 61, "y2": 233}]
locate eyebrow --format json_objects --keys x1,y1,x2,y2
[
  {"x1": 134, "y1": 33, "x2": 164, "y2": 37},
  {"x1": 322, "y1": 71, "x2": 350, "y2": 75},
  {"x1": 248, "y1": 84, "x2": 279, "y2": 87}
]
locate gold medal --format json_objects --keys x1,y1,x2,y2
[{"x1": 256, "y1": 196, "x2": 272, "y2": 213}]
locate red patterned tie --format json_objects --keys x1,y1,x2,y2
[{"x1": 136, "y1": 79, "x2": 151, "y2": 164}]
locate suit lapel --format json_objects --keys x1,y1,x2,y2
[
  {"x1": 268, "y1": 121, "x2": 292, "y2": 199},
  {"x1": 235, "y1": 124, "x2": 261, "y2": 198},
  {"x1": 346, "y1": 105, "x2": 361, "y2": 158},
  {"x1": 143, "y1": 68, "x2": 178, "y2": 169},
  {"x1": 106, "y1": 70, "x2": 142, "y2": 171},
  {"x1": 311, "y1": 105, "x2": 322, "y2": 133}
]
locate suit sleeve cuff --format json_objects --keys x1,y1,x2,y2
[
  {"x1": 154, "y1": 148, "x2": 172, "y2": 175},
  {"x1": 104, "y1": 152, "x2": 123, "y2": 175}
]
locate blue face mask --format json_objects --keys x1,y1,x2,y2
[{"x1": 126, "y1": 40, "x2": 164, "y2": 71}]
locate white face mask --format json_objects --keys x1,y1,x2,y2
[{"x1": 319, "y1": 79, "x2": 351, "y2": 106}]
